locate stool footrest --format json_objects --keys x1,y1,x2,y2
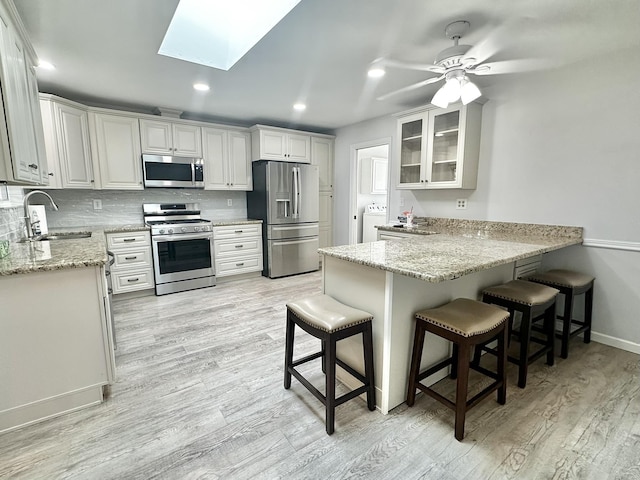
[
  {"x1": 288, "y1": 367, "x2": 325, "y2": 405},
  {"x1": 335, "y1": 385, "x2": 370, "y2": 407},
  {"x1": 291, "y1": 351, "x2": 323, "y2": 368},
  {"x1": 336, "y1": 358, "x2": 368, "y2": 385},
  {"x1": 417, "y1": 357, "x2": 454, "y2": 383}
]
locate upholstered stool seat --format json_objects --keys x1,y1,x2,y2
[
  {"x1": 284, "y1": 294, "x2": 376, "y2": 435},
  {"x1": 525, "y1": 269, "x2": 595, "y2": 358},
  {"x1": 478, "y1": 279, "x2": 559, "y2": 388},
  {"x1": 407, "y1": 298, "x2": 510, "y2": 441}
]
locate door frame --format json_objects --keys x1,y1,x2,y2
[{"x1": 349, "y1": 137, "x2": 392, "y2": 244}]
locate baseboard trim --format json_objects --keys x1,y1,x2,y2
[{"x1": 592, "y1": 332, "x2": 640, "y2": 355}]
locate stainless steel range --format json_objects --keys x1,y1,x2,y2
[{"x1": 143, "y1": 203, "x2": 215, "y2": 295}]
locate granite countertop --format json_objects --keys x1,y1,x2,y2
[
  {"x1": 320, "y1": 218, "x2": 583, "y2": 283},
  {"x1": 0, "y1": 219, "x2": 262, "y2": 276}
]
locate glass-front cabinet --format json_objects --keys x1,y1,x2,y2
[{"x1": 396, "y1": 102, "x2": 482, "y2": 189}]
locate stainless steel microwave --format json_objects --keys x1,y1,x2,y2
[{"x1": 142, "y1": 154, "x2": 204, "y2": 188}]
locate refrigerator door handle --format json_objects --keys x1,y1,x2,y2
[{"x1": 292, "y1": 167, "x2": 300, "y2": 218}]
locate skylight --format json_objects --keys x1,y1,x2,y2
[{"x1": 158, "y1": 0, "x2": 303, "y2": 71}]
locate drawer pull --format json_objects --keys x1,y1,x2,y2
[
  {"x1": 235, "y1": 244, "x2": 243, "y2": 248},
  {"x1": 236, "y1": 262, "x2": 244, "y2": 267},
  {"x1": 124, "y1": 256, "x2": 138, "y2": 260},
  {"x1": 127, "y1": 278, "x2": 140, "y2": 282},
  {"x1": 123, "y1": 238, "x2": 136, "y2": 242},
  {"x1": 234, "y1": 230, "x2": 243, "y2": 233}
]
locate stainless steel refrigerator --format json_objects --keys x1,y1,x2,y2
[{"x1": 247, "y1": 160, "x2": 319, "y2": 278}]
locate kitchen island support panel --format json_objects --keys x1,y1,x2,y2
[{"x1": 322, "y1": 255, "x2": 514, "y2": 414}]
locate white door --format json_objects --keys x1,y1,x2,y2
[
  {"x1": 202, "y1": 127, "x2": 227, "y2": 189},
  {"x1": 140, "y1": 119, "x2": 172, "y2": 154},
  {"x1": 172, "y1": 123, "x2": 202, "y2": 157},
  {"x1": 287, "y1": 133, "x2": 311, "y2": 163},
  {"x1": 228, "y1": 131, "x2": 251, "y2": 190}
]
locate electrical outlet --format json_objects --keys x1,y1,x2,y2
[
  {"x1": 456, "y1": 199, "x2": 467, "y2": 210},
  {"x1": 227, "y1": 199, "x2": 233, "y2": 207},
  {"x1": 92, "y1": 199, "x2": 102, "y2": 210},
  {"x1": 399, "y1": 196, "x2": 405, "y2": 207}
]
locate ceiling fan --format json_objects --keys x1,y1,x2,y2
[{"x1": 371, "y1": 20, "x2": 491, "y2": 107}]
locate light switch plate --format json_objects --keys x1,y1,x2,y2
[{"x1": 93, "y1": 199, "x2": 102, "y2": 210}]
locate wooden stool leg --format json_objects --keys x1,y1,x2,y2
[
  {"x1": 584, "y1": 285, "x2": 593, "y2": 344},
  {"x1": 454, "y1": 339, "x2": 471, "y2": 441},
  {"x1": 497, "y1": 323, "x2": 507, "y2": 405},
  {"x1": 517, "y1": 312, "x2": 531, "y2": 389},
  {"x1": 407, "y1": 320, "x2": 426, "y2": 407},
  {"x1": 545, "y1": 303, "x2": 555, "y2": 365},
  {"x1": 362, "y1": 323, "x2": 376, "y2": 411},
  {"x1": 284, "y1": 312, "x2": 295, "y2": 389},
  {"x1": 321, "y1": 339, "x2": 326, "y2": 374},
  {"x1": 451, "y1": 343, "x2": 459, "y2": 379},
  {"x1": 560, "y1": 291, "x2": 573, "y2": 359},
  {"x1": 325, "y1": 336, "x2": 337, "y2": 435}
]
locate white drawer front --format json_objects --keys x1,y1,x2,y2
[
  {"x1": 112, "y1": 248, "x2": 152, "y2": 270},
  {"x1": 215, "y1": 255, "x2": 262, "y2": 277},
  {"x1": 107, "y1": 231, "x2": 150, "y2": 249},
  {"x1": 214, "y1": 238, "x2": 261, "y2": 257},
  {"x1": 213, "y1": 224, "x2": 261, "y2": 240},
  {"x1": 112, "y1": 269, "x2": 154, "y2": 294}
]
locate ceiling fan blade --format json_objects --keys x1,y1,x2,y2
[
  {"x1": 376, "y1": 75, "x2": 444, "y2": 101},
  {"x1": 382, "y1": 59, "x2": 445, "y2": 74},
  {"x1": 469, "y1": 58, "x2": 558, "y2": 75}
]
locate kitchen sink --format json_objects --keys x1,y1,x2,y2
[{"x1": 19, "y1": 232, "x2": 92, "y2": 242}]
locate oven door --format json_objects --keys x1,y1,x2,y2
[{"x1": 151, "y1": 232, "x2": 214, "y2": 284}]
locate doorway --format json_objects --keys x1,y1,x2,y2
[{"x1": 349, "y1": 139, "x2": 391, "y2": 244}]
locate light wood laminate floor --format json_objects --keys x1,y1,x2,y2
[{"x1": 1, "y1": 271, "x2": 639, "y2": 479}]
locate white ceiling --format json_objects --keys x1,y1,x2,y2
[{"x1": 13, "y1": 0, "x2": 640, "y2": 133}]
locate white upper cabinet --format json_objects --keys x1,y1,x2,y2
[
  {"x1": 39, "y1": 95, "x2": 93, "y2": 189},
  {"x1": 139, "y1": 119, "x2": 202, "y2": 157},
  {"x1": 396, "y1": 102, "x2": 482, "y2": 190},
  {"x1": 250, "y1": 125, "x2": 310, "y2": 163},
  {"x1": 203, "y1": 127, "x2": 252, "y2": 191},
  {"x1": 0, "y1": 2, "x2": 47, "y2": 185},
  {"x1": 311, "y1": 136, "x2": 334, "y2": 192},
  {"x1": 89, "y1": 111, "x2": 143, "y2": 190},
  {"x1": 361, "y1": 157, "x2": 388, "y2": 195}
]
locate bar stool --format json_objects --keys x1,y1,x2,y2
[
  {"x1": 525, "y1": 269, "x2": 595, "y2": 359},
  {"x1": 284, "y1": 294, "x2": 376, "y2": 435},
  {"x1": 478, "y1": 280, "x2": 559, "y2": 388},
  {"x1": 407, "y1": 298, "x2": 509, "y2": 441}
]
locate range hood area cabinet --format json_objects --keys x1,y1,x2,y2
[
  {"x1": 203, "y1": 127, "x2": 252, "y2": 191},
  {"x1": 396, "y1": 102, "x2": 482, "y2": 190},
  {"x1": 140, "y1": 118, "x2": 202, "y2": 157},
  {"x1": 250, "y1": 125, "x2": 311, "y2": 163},
  {"x1": 0, "y1": 1, "x2": 48, "y2": 185}
]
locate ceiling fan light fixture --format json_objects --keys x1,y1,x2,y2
[
  {"x1": 460, "y1": 78, "x2": 481, "y2": 104},
  {"x1": 431, "y1": 85, "x2": 451, "y2": 108}
]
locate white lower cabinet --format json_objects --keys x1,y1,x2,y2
[
  {"x1": 106, "y1": 230, "x2": 154, "y2": 294},
  {"x1": 377, "y1": 230, "x2": 413, "y2": 240},
  {"x1": 213, "y1": 224, "x2": 263, "y2": 278}
]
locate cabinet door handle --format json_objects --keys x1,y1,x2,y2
[
  {"x1": 124, "y1": 256, "x2": 137, "y2": 260},
  {"x1": 28, "y1": 163, "x2": 38, "y2": 169},
  {"x1": 127, "y1": 278, "x2": 139, "y2": 282},
  {"x1": 48, "y1": 172, "x2": 54, "y2": 176},
  {"x1": 123, "y1": 238, "x2": 136, "y2": 242}
]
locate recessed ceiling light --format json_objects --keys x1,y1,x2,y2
[
  {"x1": 293, "y1": 103, "x2": 306, "y2": 111},
  {"x1": 367, "y1": 68, "x2": 385, "y2": 78},
  {"x1": 193, "y1": 83, "x2": 210, "y2": 92},
  {"x1": 37, "y1": 60, "x2": 55, "y2": 70},
  {"x1": 159, "y1": 0, "x2": 303, "y2": 71}
]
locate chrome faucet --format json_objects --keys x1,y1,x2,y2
[{"x1": 24, "y1": 190, "x2": 59, "y2": 239}]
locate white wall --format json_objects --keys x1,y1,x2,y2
[{"x1": 333, "y1": 46, "x2": 640, "y2": 348}]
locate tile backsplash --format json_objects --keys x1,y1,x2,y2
[{"x1": 0, "y1": 187, "x2": 249, "y2": 239}]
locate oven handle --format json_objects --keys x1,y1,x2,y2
[{"x1": 152, "y1": 232, "x2": 213, "y2": 242}]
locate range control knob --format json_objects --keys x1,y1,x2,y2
[
  {"x1": 181, "y1": 227, "x2": 187, "y2": 233},
  {"x1": 194, "y1": 226, "x2": 201, "y2": 232},
  {"x1": 168, "y1": 229, "x2": 174, "y2": 234},
  {"x1": 159, "y1": 229, "x2": 165, "y2": 234}
]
